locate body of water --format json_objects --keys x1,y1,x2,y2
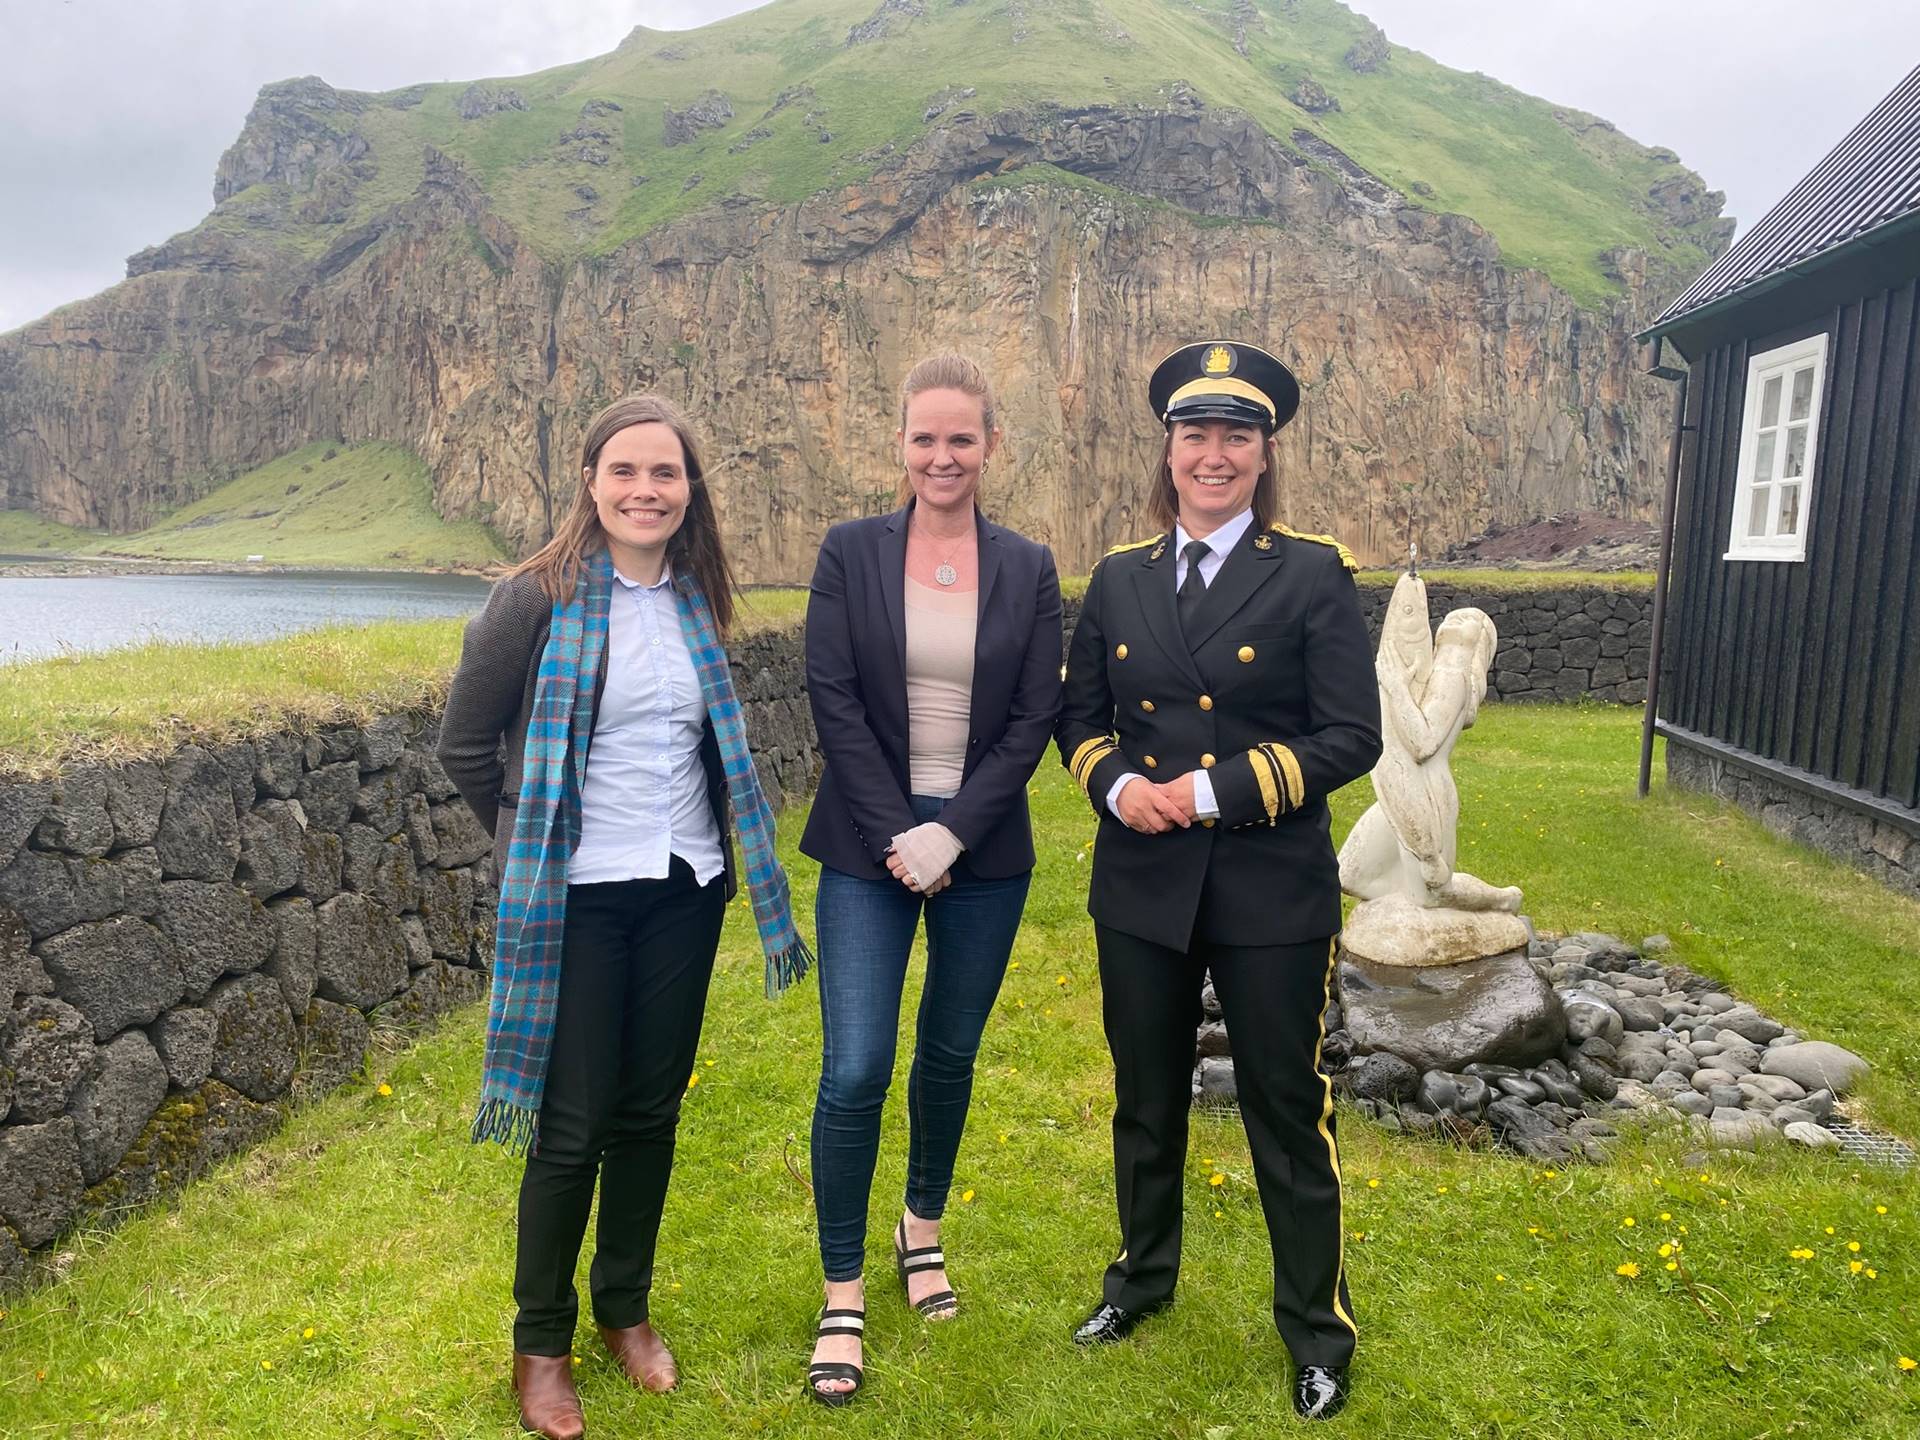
[{"x1": 0, "y1": 569, "x2": 494, "y2": 664}]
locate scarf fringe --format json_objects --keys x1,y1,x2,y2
[
  {"x1": 471, "y1": 1096, "x2": 539, "y2": 1155},
  {"x1": 765, "y1": 936, "x2": 815, "y2": 998}
]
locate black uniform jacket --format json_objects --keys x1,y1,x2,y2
[
  {"x1": 800, "y1": 501, "x2": 1064, "y2": 880},
  {"x1": 1055, "y1": 523, "x2": 1382, "y2": 950}
]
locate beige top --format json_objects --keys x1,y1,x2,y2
[{"x1": 904, "y1": 576, "x2": 977, "y2": 799}]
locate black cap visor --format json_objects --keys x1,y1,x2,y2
[{"x1": 1164, "y1": 393, "x2": 1275, "y2": 432}]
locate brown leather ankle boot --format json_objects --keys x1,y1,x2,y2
[
  {"x1": 512, "y1": 1352, "x2": 586, "y2": 1439},
  {"x1": 598, "y1": 1321, "x2": 679, "y2": 1393}
]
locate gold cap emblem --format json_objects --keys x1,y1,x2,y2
[{"x1": 1203, "y1": 344, "x2": 1237, "y2": 377}]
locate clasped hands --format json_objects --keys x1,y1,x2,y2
[
  {"x1": 885, "y1": 820, "x2": 963, "y2": 895},
  {"x1": 1116, "y1": 771, "x2": 1203, "y2": 834}
]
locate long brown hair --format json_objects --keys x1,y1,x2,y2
[
  {"x1": 1145, "y1": 427, "x2": 1280, "y2": 535},
  {"x1": 510, "y1": 394, "x2": 737, "y2": 634},
  {"x1": 894, "y1": 352, "x2": 1000, "y2": 506}
]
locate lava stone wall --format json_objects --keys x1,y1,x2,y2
[
  {"x1": 1062, "y1": 580, "x2": 1654, "y2": 705},
  {"x1": 0, "y1": 629, "x2": 819, "y2": 1285},
  {"x1": 1355, "y1": 581, "x2": 1651, "y2": 704}
]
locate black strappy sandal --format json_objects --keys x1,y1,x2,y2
[
  {"x1": 807, "y1": 1304, "x2": 866, "y2": 1407},
  {"x1": 893, "y1": 1217, "x2": 959, "y2": 1320}
]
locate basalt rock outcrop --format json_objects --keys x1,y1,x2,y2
[{"x1": 1, "y1": 80, "x2": 1726, "y2": 581}]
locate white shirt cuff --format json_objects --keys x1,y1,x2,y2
[
  {"x1": 1105, "y1": 772, "x2": 1144, "y2": 820},
  {"x1": 1192, "y1": 769, "x2": 1220, "y2": 820}
]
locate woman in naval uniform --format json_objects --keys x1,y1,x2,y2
[{"x1": 1054, "y1": 341, "x2": 1382, "y2": 1422}]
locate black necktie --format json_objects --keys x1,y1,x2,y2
[{"x1": 1178, "y1": 539, "x2": 1210, "y2": 640}]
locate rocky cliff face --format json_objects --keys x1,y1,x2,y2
[{"x1": 0, "y1": 93, "x2": 1712, "y2": 578}]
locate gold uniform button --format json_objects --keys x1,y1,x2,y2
[
  {"x1": 1198, "y1": 694, "x2": 1214, "y2": 711},
  {"x1": 1238, "y1": 646, "x2": 1255, "y2": 663},
  {"x1": 1201, "y1": 753, "x2": 1216, "y2": 768},
  {"x1": 1115, "y1": 644, "x2": 1129, "y2": 660},
  {"x1": 1140, "y1": 700, "x2": 1155, "y2": 713},
  {"x1": 1202, "y1": 819, "x2": 1216, "y2": 828},
  {"x1": 1143, "y1": 755, "x2": 1158, "y2": 769}
]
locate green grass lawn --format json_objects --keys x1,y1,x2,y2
[
  {"x1": 1, "y1": 706, "x2": 1916, "y2": 1436},
  {"x1": 0, "y1": 443, "x2": 505, "y2": 572}
]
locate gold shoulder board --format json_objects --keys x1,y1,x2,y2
[
  {"x1": 1270, "y1": 524, "x2": 1358, "y2": 572},
  {"x1": 1103, "y1": 533, "x2": 1165, "y2": 559}
]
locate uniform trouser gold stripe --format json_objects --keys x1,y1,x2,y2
[{"x1": 1313, "y1": 936, "x2": 1358, "y2": 1340}]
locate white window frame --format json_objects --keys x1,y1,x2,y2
[{"x1": 1724, "y1": 333, "x2": 1828, "y2": 562}]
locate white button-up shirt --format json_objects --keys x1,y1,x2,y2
[
  {"x1": 570, "y1": 564, "x2": 725, "y2": 887},
  {"x1": 1104, "y1": 508, "x2": 1258, "y2": 823}
]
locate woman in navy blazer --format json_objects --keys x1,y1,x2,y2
[{"x1": 800, "y1": 354, "x2": 1062, "y2": 1403}]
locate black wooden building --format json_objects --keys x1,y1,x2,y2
[{"x1": 1640, "y1": 63, "x2": 1920, "y2": 895}]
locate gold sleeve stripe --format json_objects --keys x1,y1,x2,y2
[
  {"x1": 1249, "y1": 746, "x2": 1280, "y2": 823},
  {"x1": 1104, "y1": 533, "x2": 1165, "y2": 558},
  {"x1": 1070, "y1": 737, "x2": 1119, "y2": 794},
  {"x1": 1270, "y1": 524, "x2": 1359, "y2": 572},
  {"x1": 1069, "y1": 736, "x2": 1111, "y2": 780},
  {"x1": 1273, "y1": 743, "x2": 1306, "y2": 811}
]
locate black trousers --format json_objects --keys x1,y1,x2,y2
[
  {"x1": 1095, "y1": 924, "x2": 1356, "y2": 1368},
  {"x1": 512, "y1": 860, "x2": 726, "y2": 1356}
]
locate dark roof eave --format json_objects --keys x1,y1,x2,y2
[{"x1": 1640, "y1": 207, "x2": 1920, "y2": 348}]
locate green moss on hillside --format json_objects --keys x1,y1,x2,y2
[{"x1": 175, "y1": 0, "x2": 1720, "y2": 310}]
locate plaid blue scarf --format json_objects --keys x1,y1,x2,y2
[{"x1": 472, "y1": 549, "x2": 812, "y2": 1154}]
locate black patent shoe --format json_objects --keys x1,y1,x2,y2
[
  {"x1": 1071, "y1": 1299, "x2": 1166, "y2": 1345},
  {"x1": 1293, "y1": 1364, "x2": 1350, "y2": 1420}
]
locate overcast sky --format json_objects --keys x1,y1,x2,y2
[{"x1": 4, "y1": 0, "x2": 1915, "y2": 332}]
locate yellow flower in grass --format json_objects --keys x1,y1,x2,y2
[
  {"x1": 1527, "y1": 1227, "x2": 1541, "y2": 1237},
  {"x1": 1877, "y1": 1205, "x2": 1889, "y2": 1215},
  {"x1": 1790, "y1": 1248, "x2": 1816, "y2": 1261},
  {"x1": 1056, "y1": 975, "x2": 1068, "y2": 986},
  {"x1": 1658, "y1": 1244, "x2": 1674, "y2": 1258},
  {"x1": 1850, "y1": 1260, "x2": 1865, "y2": 1275},
  {"x1": 1665, "y1": 1262, "x2": 1678, "y2": 1272},
  {"x1": 1658, "y1": 1212, "x2": 1671, "y2": 1222},
  {"x1": 1616, "y1": 1263, "x2": 1641, "y2": 1278},
  {"x1": 1367, "y1": 1178, "x2": 1380, "y2": 1189},
  {"x1": 1867, "y1": 1269, "x2": 1879, "y2": 1280},
  {"x1": 1848, "y1": 1241, "x2": 1862, "y2": 1253},
  {"x1": 376, "y1": 1083, "x2": 393, "y2": 1097},
  {"x1": 1621, "y1": 1217, "x2": 1636, "y2": 1228},
  {"x1": 1436, "y1": 1186, "x2": 1449, "y2": 1195},
  {"x1": 302, "y1": 1327, "x2": 315, "y2": 1340},
  {"x1": 1210, "y1": 1173, "x2": 1225, "y2": 1188},
  {"x1": 962, "y1": 1189, "x2": 976, "y2": 1204},
  {"x1": 261, "y1": 1360, "x2": 274, "y2": 1372},
  {"x1": 1825, "y1": 1226, "x2": 1836, "y2": 1235},
  {"x1": 1494, "y1": 1274, "x2": 1507, "y2": 1283},
  {"x1": 1900, "y1": 1356, "x2": 1917, "y2": 1372}
]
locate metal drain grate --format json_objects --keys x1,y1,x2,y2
[{"x1": 1827, "y1": 1119, "x2": 1916, "y2": 1170}]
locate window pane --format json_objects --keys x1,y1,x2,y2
[
  {"x1": 1779, "y1": 482, "x2": 1801, "y2": 537},
  {"x1": 1749, "y1": 484, "x2": 1770, "y2": 538},
  {"x1": 1783, "y1": 424, "x2": 1808, "y2": 479},
  {"x1": 1754, "y1": 430, "x2": 1778, "y2": 483},
  {"x1": 1760, "y1": 374, "x2": 1783, "y2": 427},
  {"x1": 1789, "y1": 364, "x2": 1816, "y2": 422}
]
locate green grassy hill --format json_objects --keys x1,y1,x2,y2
[
  {"x1": 193, "y1": 0, "x2": 1723, "y2": 310},
  {"x1": 0, "y1": 443, "x2": 505, "y2": 570}
]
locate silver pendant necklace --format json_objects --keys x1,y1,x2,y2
[{"x1": 921, "y1": 527, "x2": 969, "y2": 587}]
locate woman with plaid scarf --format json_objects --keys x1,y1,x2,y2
[{"x1": 439, "y1": 395, "x2": 809, "y2": 1440}]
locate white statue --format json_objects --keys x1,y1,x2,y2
[{"x1": 1338, "y1": 568, "x2": 1528, "y2": 967}]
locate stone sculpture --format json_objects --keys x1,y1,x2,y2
[{"x1": 1338, "y1": 566, "x2": 1529, "y2": 967}]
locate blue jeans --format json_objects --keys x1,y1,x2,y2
[{"x1": 810, "y1": 795, "x2": 1032, "y2": 1281}]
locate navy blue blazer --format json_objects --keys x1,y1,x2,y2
[{"x1": 800, "y1": 501, "x2": 1064, "y2": 880}]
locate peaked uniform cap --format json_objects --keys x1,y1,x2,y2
[{"x1": 1148, "y1": 341, "x2": 1301, "y2": 433}]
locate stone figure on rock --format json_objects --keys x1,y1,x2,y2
[{"x1": 1338, "y1": 567, "x2": 1529, "y2": 967}]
